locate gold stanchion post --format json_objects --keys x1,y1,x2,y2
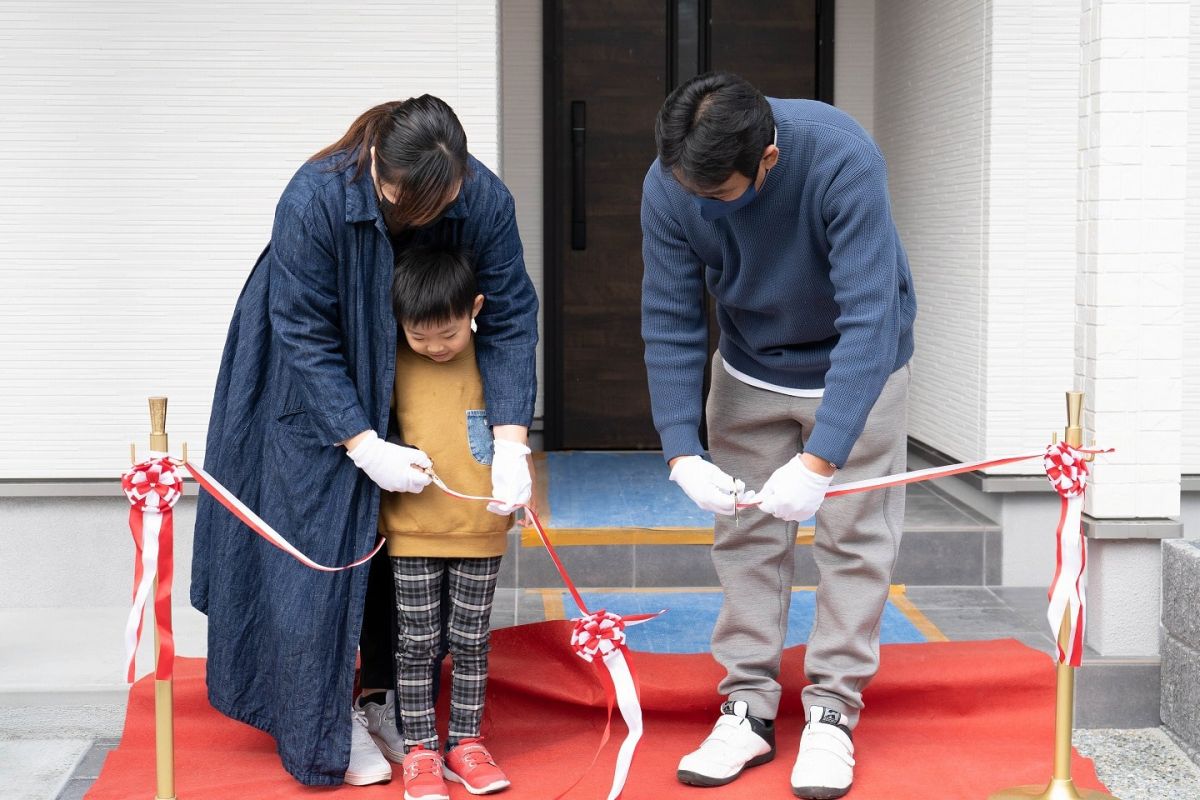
[
  {"x1": 147, "y1": 397, "x2": 177, "y2": 800},
  {"x1": 989, "y1": 391, "x2": 1115, "y2": 800}
]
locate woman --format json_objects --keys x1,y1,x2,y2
[{"x1": 191, "y1": 96, "x2": 538, "y2": 786}]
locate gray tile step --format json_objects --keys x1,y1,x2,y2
[{"x1": 502, "y1": 484, "x2": 1001, "y2": 588}]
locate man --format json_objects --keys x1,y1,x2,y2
[{"x1": 640, "y1": 72, "x2": 916, "y2": 798}]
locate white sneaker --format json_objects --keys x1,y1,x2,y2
[
  {"x1": 345, "y1": 707, "x2": 393, "y2": 785},
  {"x1": 791, "y1": 705, "x2": 855, "y2": 799},
  {"x1": 359, "y1": 690, "x2": 405, "y2": 762},
  {"x1": 677, "y1": 700, "x2": 776, "y2": 787}
]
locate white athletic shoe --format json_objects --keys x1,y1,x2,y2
[
  {"x1": 677, "y1": 700, "x2": 776, "y2": 787},
  {"x1": 345, "y1": 707, "x2": 393, "y2": 785},
  {"x1": 359, "y1": 690, "x2": 406, "y2": 763},
  {"x1": 791, "y1": 705, "x2": 855, "y2": 799}
]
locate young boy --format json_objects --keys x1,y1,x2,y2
[{"x1": 378, "y1": 243, "x2": 517, "y2": 799}]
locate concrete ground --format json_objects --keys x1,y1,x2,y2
[{"x1": 2, "y1": 590, "x2": 1197, "y2": 799}]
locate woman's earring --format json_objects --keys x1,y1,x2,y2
[{"x1": 470, "y1": 317, "x2": 478, "y2": 333}]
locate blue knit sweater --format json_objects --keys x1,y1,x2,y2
[{"x1": 640, "y1": 98, "x2": 917, "y2": 466}]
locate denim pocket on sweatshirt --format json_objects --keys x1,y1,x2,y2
[{"x1": 466, "y1": 410, "x2": 494, "y2": 465}]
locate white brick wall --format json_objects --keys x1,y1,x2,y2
[
  {"x1": 874, "y1": 0, "x2": 989, "y2": 462},
  {"x1": 985, "y1": 1, "x2": 1080, "y2": 471},
  {"x1": 500, "y1": 0, "x2": 544, "y2": 422},
  {"x1": 1078, "y1": 0, "x2": 1187, "y2": 518},
  {"x1": 834, "y1": 0, "x2": 875, "y2": 136},
  {"x1": 1185, "y1": 0, "x2": 1200, "y2": 473},
  {"x1": 0, "y1": 1, "x2": 500, "y2": 478}
]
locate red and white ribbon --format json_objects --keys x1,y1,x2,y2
[
  {"x1": 737, "y1": 443, "x2": 1110, "y2": 666},
  {"x1": 120, "y1": 459, "x2": 383, "y2": 684},
  {"x1": 179, "y1": 461, "x2": 385, "y2": 572},
  {"x1": 165, "y1": 459, "x2": 657, "y2": 795},
  {"x1": 1043, "y1": 442, "x2": 1090, "y2": 666},
  {"x1": 121, "y1": 454, "x2": 183, "y2": 682},
  {"x1": 161, "y1": 439, "x2": 1110, "y2": 794},
  {"x1": 429, "y1": 473, "x2": 661, "y2": 800}
]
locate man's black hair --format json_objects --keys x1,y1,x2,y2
[
  {"x1": 391, "y1": 243, "x2": 477, "y2": 326},
  {"x1": 654, "y1": 71, "x2": 775, "y2": 191}
]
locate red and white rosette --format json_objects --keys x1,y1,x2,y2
[
  {"x1": 1043, "y1": 442, "x2": 1090, "y2": 667},
  {"x1": 570, "y1": 609, "x2": 659, "y2": 800},
  {"x1": 121, "y1": 454, "x2": 183, "y2": 682}
]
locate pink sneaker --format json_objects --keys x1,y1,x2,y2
[
  {"x1": 444, "y1": 738, "x2": 511, "y2": 794},
  {"x1": 400, "y1": 746, "x2": 449, "y2": 800}
]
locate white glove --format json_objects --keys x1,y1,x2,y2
[
  {"x1": 756, "y1": 455, "x2": 833, "y2": 522},
  {"x1": 346, "y1": 431, "x2": 433, "y2": 493},
  {"x1": 488, "y1": 439, "x2": 532, "y2": 515},
  {"x1": 669, "y1": 455, "x2": 744, "y2": 516}
]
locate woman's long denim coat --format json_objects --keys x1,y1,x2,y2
[{"x1": 191, "y1": 151, "x2": 538, "y2": 784}]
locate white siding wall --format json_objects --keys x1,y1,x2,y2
[
  {"x1": 1186, "y1": 0, "x2": 1200, "y2": 474},
  {"x1": 874, "y1": 0, "x2": 989, "y2": 462},
  {"x1": 1078, "y1": 0, "x2": 1187, "y2": 519},
  {"x1": 500, "y1": 0, "x2": 544, "y2": 422},
  {"x1": 985, "y1": 1, "x2": 1079, "y2": 470},
  {"x1": 0, "y1": 1, "x2": 500, "y2": 479},
  {"x1": 834, "y1": 0, "x2": 875, "y2": 136}
]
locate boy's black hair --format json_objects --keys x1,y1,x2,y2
[
  {"x1": 391, "y1": 243, "x2": 477, "y2": 326},
  {"x1": 655, "y1": 71, "x2": 775, "y2": 191}
]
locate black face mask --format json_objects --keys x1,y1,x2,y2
[{"x1": 377, "y1": 187, "x2": 452, "y2": 236}]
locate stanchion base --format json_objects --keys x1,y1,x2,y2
[{"x1": 989, "y1": 778, "x2": 1117, "y2": 800}]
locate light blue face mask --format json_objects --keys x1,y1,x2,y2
[{"x1": 693, "y1": 179, "x2": 760, "y2": 221}]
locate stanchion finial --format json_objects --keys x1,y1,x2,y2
[{"x1": 149, "y1": 397, "x2": 169, "y2": 453}]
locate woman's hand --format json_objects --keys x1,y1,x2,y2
[
  {"x1": 488, "y1": 438, "x2": 532, "y2": 515},
  {"x1": 345, "y1": 431, "x2": 433, "y2": 493}
]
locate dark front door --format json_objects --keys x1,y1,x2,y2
[{"x1": 544, "y1": 0, "x2": 833, "y2": 450}]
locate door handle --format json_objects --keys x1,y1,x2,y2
[{"x1": 571, "y1": 101, "x2": 586, "y2": 250}]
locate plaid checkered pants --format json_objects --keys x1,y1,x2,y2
[{"x1": 391, "y1": 555, "x2": 501, "y2": 750}]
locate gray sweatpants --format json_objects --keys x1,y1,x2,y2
[{"x1": 707, "y1": 354, "x2": 910, "y2": 729}]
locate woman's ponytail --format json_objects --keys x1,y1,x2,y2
[{"x1": 309, "y1": 100, "x2": 402, "y2": 179}]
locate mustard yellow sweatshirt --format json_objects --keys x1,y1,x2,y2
[{"x1": 378, "y1": 340, "x2": 510, "y2": 557}]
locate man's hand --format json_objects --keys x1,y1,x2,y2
[
  {"x1": 346, "y1": 431, "x2": 433, "y2": 493},
  {"x1": 669, "y1": 455, "x2": 743, "y2": 516},
  {"x1": 489, "y1": 439, "x2": 532, "y2": 515},
  {"x1": 756, "y1": 453, "x2": 835, "y2": 522}
]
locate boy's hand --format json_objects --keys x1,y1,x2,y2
[
  {"x1": 489, "y1": 439, "x2": 532, "y2": 515},
  {"x1": 669, "y1": 455, "x2": 743, "y2": 516},
  {"x1": 346, "y1": 431, "x2": 433, "y2": 493}
]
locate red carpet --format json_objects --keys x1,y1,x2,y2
[{"x1": 88, "y1": 621, "x2": 1108, "y2": 799}]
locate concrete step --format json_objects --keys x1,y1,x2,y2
[{"x1": 503, "y1": 482, "x2": 1002, "y2": 588}]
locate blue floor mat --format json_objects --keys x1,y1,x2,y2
[
  {"x1": 545, "y1": 452, "x2": 713, "y2": 527},
  {"x1": 561, "y1": 590, "x2": 925, "y2": 654}
]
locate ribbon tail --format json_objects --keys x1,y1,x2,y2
[
  {"x1": 1047, "y1": 495, "x2": 1085, "y2": 665},
  {"x1": 1069, "y1": 523, "x2": 1088, "y2": 668},
  {"x1": 153, "y1": 509, "x2": 175, "y2": 681},
  {"x1": 124, "y1": 510, "x2": 160, "y2": 683},
  {"x1": 603, "y1": 649, "x2": 644, "y2": 800}
]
